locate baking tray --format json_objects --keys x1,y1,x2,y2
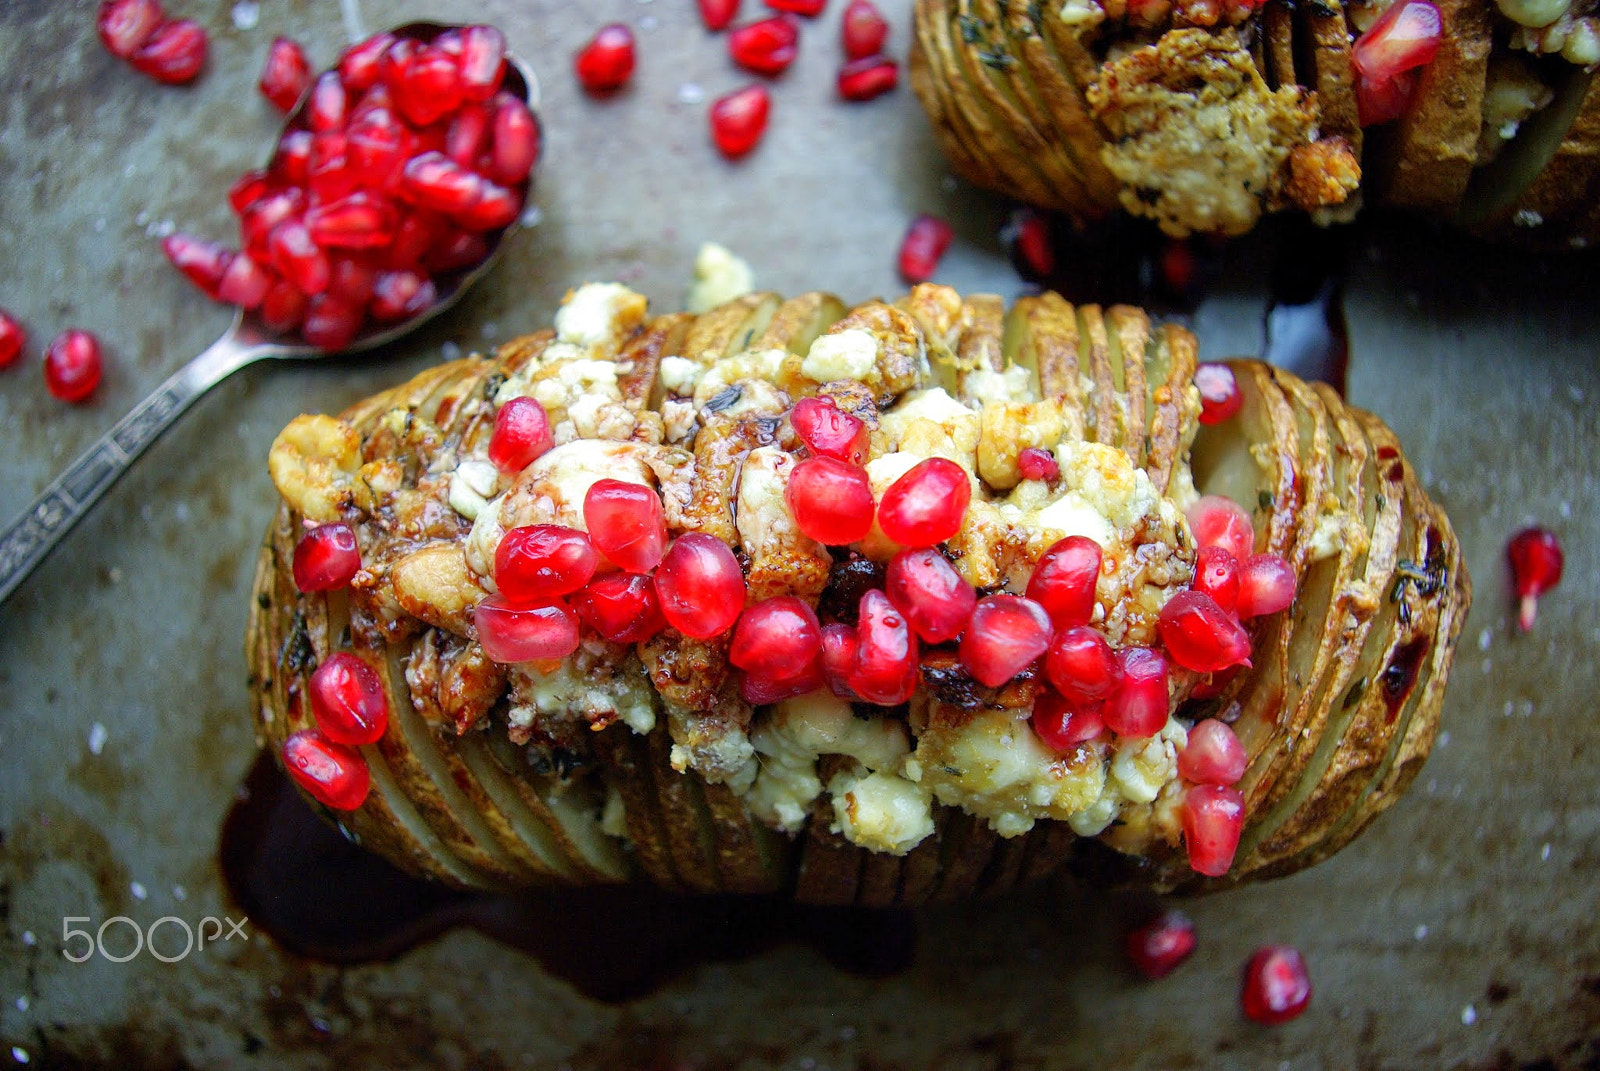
[{"x1": 2, "y1": 1, "x2": 1597, "y2": 1067}]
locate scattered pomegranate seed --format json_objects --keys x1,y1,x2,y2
[
  {"x1": 1105, "y1": 647, "x2": 1169, "y2": 738},
  {"x1": 307, "y1": 652, "x2": 389, "y2": 745},
  {"x1": 741, "y1": 655, "x2": 826, "y2": 704},
  {"x1": 1194, "y1": 363, "x2": 1243, "y2": 424},
  {"x1": 1031, "y1": 690, "x2": 1105, "y2": 751},
  {"x1": 1241, "y1": 946, "x2": 1313, "y2": 1024},
  {"x1": 1236, "y1": 553, "x2": 1296, "y2": 618},
  {"x1": 292, "y1": 522, "x2": 361, "y2": 591},
  {"x1": 1192, "y1": 545, "x2": 1240, "y2": 614},
  {"x1": 700, "y1": 0, "x2": 742, "y2": 31},
  {"x1": 766, "y1": 0, "x2": 826, "y2": 14},
  {"x1": 1508, "y1": 526, "x2": 1563, "y2": 631},
  {"x1": 1017, "y1": 447, "x2": 1059, "y2": 482},
  {"x1": 730, "y1": 596, "x2": 824, "y2": 680},
  {"x1": 458, "y1": 25, "x2": 508, "y2": 102},
  {"x1": 1003, "y1": 207, "x2": 1056, "y2": 278},
  {"x1": 1044, "y1": 626, "x2": 1121, "y2": 705},
  {"x1": 487, "y1": 396, "x2": 554, "y2": 473},
  {"x1": 787, "y1": 456, "x2": 876, "y2": 546},
  {"x1": 1026, "y1": 535, "x2": 1102, "y2": 630},
  {"x1": 841, "y1": 0, "x2": 889, "y2": 58},
  {"x1": 1187, "y1": 495, "x2": 1255, "y2": 562},
  {"x1": 838, "y1": 56, "x2": 898, "y2": 101},
  {"x1": 1160, "y1": 590, "x2": 1253, "y2": 673},
  {"x1": 43, "y1": 329, "x2": 104, "y2": 403},
  {"x1": 1126, "y1": 910, "x2": 1197, "y2": 980},
  {"x1": 1353, "y1": 0, "x2": 1442, "y2": 126},
  {"x1": 584, "y1": 479, "x2": 668, "y2": 574},
  {"x1": 161, "y1": 233, "x2": 232, "y2": 300},
  {"x1": 884, "y1": 547, "x2": 976, "y2": 644},
  {"x1": 0, "y1": 309, "x2": 25, "y2": 368},
  {"x1": 710, "y1": 84, "x2": 771, "y2": 158},
  {"x1": 496, "y1": 525, "x2": 600, "y2": 605},
  {"x1": 130, "y1": 18, "x2": 208, "y2": 85},
  {"x1": 897, "y1": 214, "x2": 953, "y2": 284},
  {"x1": 474, "y1": 595, "x2": 582, "y2": 663},
  {"x1": 1183, "y1": 783, "x2": 1245, "y2": 876},
  {"x1": 821, "y1": 622, "x2": 860, "y2": 699},
  {"x1": 729, "y1": 16, "x2": 800, "y2": 75},
  {"x1": 260, "y1": 36, "x2": 312, "y2": 112},
  {"x1": 877, "y1": 457, "x2": 970, "y2": 548},
  {"x1": 960, "y1": 595, "x2": 1051, "y2": 688},
  {"x1": 283, "y1": 729, "x2": 371, "y2": 810},
  {"x1": 575, "y1": 23, "x2": 636, "y2": 93},
  {"x1": 1179, "y1": 718, "x2": 1248, "y2": 786},
  {"x1": 338, "y1": 33, "x2": 394, "y2": 92},
  {"x1": 791, "y1": 396, "x2": 869, "y2": 464},
  {"x1": 654, "y1": 533, "x2": 748, "y2": 639},
  {"x1": 572, "y1": 572, "x2": 668, "y2": 644},
  {"x1": 1157, "y1": 239, "x2": 1197, "y2": 297},
  {"x1": 97, "y1": 0, "x2": 163, "y2": 60},
  {"x1": 850, "y1": 589, "x2": 919, "y2": 704}
]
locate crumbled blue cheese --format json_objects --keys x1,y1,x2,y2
[
  {"x1": 828, "y1": 769, "x2": 935, "y2": 855},
  {"x1": 658, "y1": 355, "x2": 701, "y2": 395},
  {"x1": 685, "y1": 243, "x2": 755, "y2": 314},
  {"x1": 507, "y1": 657, "x2": 656, "y2": 734},
  {"x1": 1109, "y1": 719, "x2": 1187, "y2": 804},
  {"x1": 960, "y1": 365, "x2": 1036, "y2": 407},
  {"x1": 693, "y1": 347, "x2": 787, "y2": 409},
  {"x1": 801, "y1": 328, "x2": 879, "y2": 383},
  {"x1": 554, "y1": 282, "x2": 648, "y2": 350},
  {"x1": 448, "y1": 459, "x2": 500, "y2": 520}
]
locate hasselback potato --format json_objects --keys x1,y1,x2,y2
[{"x1": 246, "y1": 282, "x2": 1468, "y2": 905}]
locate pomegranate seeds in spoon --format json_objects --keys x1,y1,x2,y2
[{"x1": 1507, "y1": 525, "x2": 1563, "y2": 631}]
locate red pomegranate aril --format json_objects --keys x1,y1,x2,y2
[
  {"x1": 961, "y1": 595, "x2": 1051, "y2": 688},
  {"x1": 306, "y1": 192, "x2": 397, "y2": 250},
  {"x1": 700, "y1": 0, "x2": 742, "y2": 31},
  {"x1": 878, "y1": 457, "x2": 970, "y2": 548},
  {"x1": 283, "y1": 729, "x2": 370, "y2": 810},
  {"x1": 850, "y1": 589, "x2": 919, "y2": 705},
  {"x1": 1004, "y1": 207, "x2": 1056, "y2": 278},
  {"x1": 729, "y1": 16, "x2": 800, "y2": 76},
  {"x1": 1158, "y1": 238, "x2": 1198, "y2": 297},
  {"x1": 1236, "y1": 553, "x2": 1295, "y2": 618},
  {"x1": 1242, "y1": 946, "x2": 1313, "y2": 1024},
  {"x1": 43, "y1": 330, "x2": 104, "y2": 403},
  {"x1": 1193, "y1": 545, "x2": 1240, "y2": 614},
  {"x1": 1017, "y1": 447, "x2": 1059, "y2": 482},
  {"x1": 584, "y1": 479, "x2": 668, "y2": 574},
  {"x1": 307, "y1": 71, "x2": 348, "y2": 133},
  {"x1": 575, "y1": 24, "x2": 637, "y2": 93},
  {"x1": 98, "y1": 0, "x2": 163, "y2": 59},
  {"x1": 380, "y1": 211, "x2": 439, "y2": 270},
  {"x1": 710, "y1": 84, "x2": 771, "y2": 158},
  {"x1": 307, "y1": 131, "x2": 360, "y2": 202},
  {"x1": 1353, "y1": 0, "x2": 1442, "y2": 126},
  {"x1": 1044, "y1": 626, "x2": 1121, "y2": 704},
  {"x1": 401, "y1": 151, "x2": 484, "y2": 214},
  {"x1": 162, "y1": 233, "x2": 231, "y2": 299},
  {"x1": 842, "y1": 0, "x2": 890, "y2": 58},
  {"x1": 654, "y1": 533, "x2": 748, "y2": 640},
  {"x1": 1105, "y1": 646, "x2": 1169, "y2": 738},
  {"x1": 457, "y1": 182, "x2": 521, "y2": 231},
  {"x1": 131, "y1": 18, "x2": 207, "y2": 85},
  {"x1": 242, "y1": 189, "x2": 305, "y2": 260},
  {"x1": 1194, "y1": 362, "x2": 1243, "y2": 424},
  {"x1": 1190, "y1": 664, "x2": 1240, "y2": 701},
  {"x1": 338, "y1": 32, "x2": 394, "y2": 92},
  {"x1": 897, "y1": 214, "x2": 953, "y2": 284},
  {"x1": 1356, "y1": 68, "x2": 1421, "y2": 127},
  {"x1": 791, "y1": 396, "x2": 869, "y2": 464},
  {"x1": 741, "y1": 657, "x2": 826, "y2": 705},
  {"x1": 328, "y1": 256, "x2": 378, "y2": 307},
  {"x1": 308, "y1": 651, "x2": 389, "y2": 745},
  {"x1": 766, "y1": 0, "x2": 826, "y2": 13},
  {"x1": 380, "y1": 37, "x2": 420, "y2": 93},
  {"x1": 1160, "y1": 590, "x2": 1252, "y2": 673},
  {"x1": 489, "y1": 93, "x2": 540, "y2": 184},
  {"x1": 446, "y1": 103, "x2": 491, "y2": 166},
  {"x1": 261, "y1": 278, "x2": 308, "y2": 333},
  {"x1": 786, "y1": 456, "x2": 876, "y2": 546},
  {"x1": 1031, "y1": 690, "x2": 1105, "y2": 752},
  {"x1": 1126, "y1": 910, "x2": 1198, "y2": 980},
  {"x1": 259, "y1": 36, "x2": 312, "y2": 111},
  {"x1": 1187, "y1": 494, "x2": 1255, "y2": 561},
  {"x1": 1027, "y1": 535, "x2": 1102, "y2": 629},
  {"x1": 885, "y1": 547, "x2": 976, "y2": 644},
  {"x1": 228, "y1": 169, "x2": 273, "y2": 215},
  {"x1": 347, "y1": 107, "x2": 409, "y2": 189},
  {"x1": 458, "y1": 25, "x2": 508, "y2": 101},
  {"x1": 730, "y1": 596, "x2": 824, "y2": 680},
  {"x1": 217, "y1": 252, "x2": 271, "y2": 309},
  {"x1": 821, "y1": 623, "x2": 860, "y2": 699},
  {"x1": 474, "y1": 595, "x2": 582, "y2": 663},
  {"x1": 299, "y1": 293, "x2": 363, "y2": 349},
  {"x1": 838, "y1": 56, "x2": 898, "y2": 101},
  {"x1": 268, "y1": 220, "x2": 331, "y2": 295},
  {"x1": 292, "y1": 521, "x2": 360, "y2": 591},
  {"x1": 1179, "y1": 718, "x2": 1248, "y2": 786},
  {"x1": 1508, "y1": 525, "x2": 1562, "y2": 631},
  {"x1": 496, "y1": 525, "x2": 600, "y2": 606},
  {"x1": 487, "y1": 396, "x2": 553, "y2": 472},
  {"x1": 573, "y1": 572, "x2": 668, "y2": 644},
  {"x1": 369, "y1": 270, "x2": 436, "y2": 322},
  {"x1": 272, "y1": 129, "x2": 313, "y2": 187},
  {"x1": 1183, "y1": 784, "x2": 1245, "y2": 876},
  {"x1": 0, "y1": 309, "x2": 25, "y2": 368},
  {"x1": 396, "y1": 47, "x2": 466, "y2": 126}
]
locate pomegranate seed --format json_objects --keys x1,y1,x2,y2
[
  {"x1": 217, "y1": 252, "x2": 271, "y2": 309},
  {"x1": 457, "y1": 182, "x2": 521, "y2": 231},
  {"x1": 396, "y1": 46, "x2": 466, "y2": 126},
  {"x1": 347, "y1": 107, "x2": 409, "y2": 190},
  {"x1": 1194, "y1": 362, "x2": 1243, "y2": 424},
  {"x1": 1158, "y1": 239, "x2": 1197, "y2": 297},
  {"x1": 299, "y1": 293, "x2": 364, "y2": 349},
  {"x1": 97, "y1": 0, "x2": 163, "y2": 59},
  {"x1": 306, "y1": 71, "x2": 348, "y2": 133},
  {"x1": 1027, "y1": 536, "x2": 1102, "y2": 629},
  {"x1": 841, "y1": 0, "x2": 889, "y2": 58},
  {"x1": 338, "y1": 33, "x2": 394, "y2": 92},
  {"x1": 272, "y1": 128, "x2": 314, "y2": 187},
  {"x1": 161, "y1": 233, "x2": 231, "y2": 299},
  {"x1": 960, "y1": 595, "x2": 1051, "y2": 688},
  {"x1": 381, "y1": 211, "x2": 441, "y2": 270},
  {"x1": 1044, "y1": 626, "x2": 1121, "y2": 704},
  {"x1": 308, "y1": 651, "x2": 389, "y2": 745},
  {"x1": 1187, "y1": 495, "x2": 1255, "y2": 561},
  {"x1": 1183, "y1": 784, "x2": 1245, "y2": 876},
  {"x1": 292, "y1": 522, "x2": 360, "y2": 591},
  {"x1": 1242, "y1": 946, "x2": 1313, "y2": 1024},
  {"x1": 850, "y1": 589, "x2": 919, "y2": 705},
  {"x1": 258, "y1": 37, "x2": 311, "y2": 111},
  {"x1": 488, "y1": 396, "x2": 554, "y2": 472},
  {"x1": 741, "y1": 656, "x2": 826, "y2": 705},
  {"x1": 1017, "y1": 447, "x2": 1058, "y2": 481},
  {"x1": 885, "y1": 547, "x2": 976, "y2": 644},
  {"x1": 1031, "y1": 690, "x2": 1105, "y2": 751},
  {"x1": 1105, "y1": 647, "x2": 1169, "y2": 737},
  {"x1": 242, "y1": 189, "x2": 305, "y2": 260},
  {"x1": 1179, "y1": 718, "x2": 1248, "y2": 786},
  {"x1": 1190, "y1": 664, "x2": 1240, "y2": 701},
  {"x1": 306, "y1": 192, "x2": 397, "y2": 250},
  {"x1": 897, "y1": 214, "x2": 953, "y2": 284},
  {"x1": 261, "y1": 278, "x2": 308, "y2": 333},
  {"x1": 458, "y1": 25, "x2": 508, "y2": 102},
  {"x1": 786, "y1": 456, "x2": 876, "y2": 546},
  {"x1": 838, "y1": 55, "x2": 898, "y2": 101},
  {"x1": 268, "y1": 220, "x2": 331, "y2": 295},
  {"x1": 1003, "y1": 207, "x2": 1056, "y2": 278},
  {"x1": 728, "y1": 16, "x2": 799, "y2": 76},
  {"x1": 1353, "y1": 0, "x2": 1442, "y2": 126},
  {"x1": 474, "y1": 595, "x2": 582, "y2": 663},
  {"x1": 1508, "y1": 526, "x2": 1563, "y2": 631},
  {"x1": 425, "y1": 230, "x2": 492, "y2": 273},
  {"x1": 821, "y1": 623, "x2": 860, "y2": 698},
  {"x1": 1236, "y1": 553, "x2": 1295, "y2": 618},
  {"x1": 380, "y1": 37, "x2": 420, "y2": 96},
  {"x1": 1160, "y1": 590, "x2": 1253, "y2": 673},
  {"x1": 584, "y1": 479, "x2": 668, "y2": 574},
  {"x1": 654, "y1": 533, "x2": 748, "y2": 640},
  {"x1": 791, "y1": 396, "x2": 869, "y2": 464},
  {"x1": 308, "y1": 131, "x2": 360, "y2": 202},
  {"x1": 282, "y1": 729, "x2": 370, "y2": 810},
  {"x1": 43, "y1": 330, "x2": 103, "y2": 403},
  {"x1": 575, "y1": 24, "x2": 636, "y2": 93},
  {"x1": 401, "y1": 151, "x2": 485, "y2": 215},
  {"x1": 699, "y1": 0, "x2": 742, "y2": 31},
  {"x1": 130, "y1": 18, "x2": 207, "y2": 85},
  {"x1": 730, "y1": 596, "x2": 823, "y2": 680},
  {"x1": 877, "y1": 457, "x2": 970, "y2": 548},
  {"x1": 369, "y1": 269, "x2": 437, "y2": 322},
  {"x1": 1192, "y1": 545, "x2": 1240, "y2": 614},
  {"x1": 488, "y1": 93, "x2": 541, "y2": 184},
  {"x1": 446, "y1": 103, "x2": 491, "y2": 167},
  {"x1": 1126, "y1": 910, "x2": 1197, "y2": 980},
  {"x1": 0, "y1": 309, "x2": 25, "y2": 368},
  {"x1": 228, "y1": 169, "x2": 272, "y2": 215},
  {"x1": 496, "y1": 525, "x2": 599, "y2": 605},
  {"x1": 767, "y1": 0, "x2": 826, "y2": 14},
  {"x1": 1356, "y1": 68, "x2": 1422, "y2": 127},
  {"x1": 573, "y1": 572, "x2": 668, "y2": 644},
  {"x1": 710, "y1": 84, "x2": 771, "y2": 158}
]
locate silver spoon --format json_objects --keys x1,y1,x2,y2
[{"x1": 0, "y1": 24, "x2": 539, "y2": 604}]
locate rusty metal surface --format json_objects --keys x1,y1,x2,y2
[{"x1": 1, "y1": 1, "x2": 1597, "y2": 1068}]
